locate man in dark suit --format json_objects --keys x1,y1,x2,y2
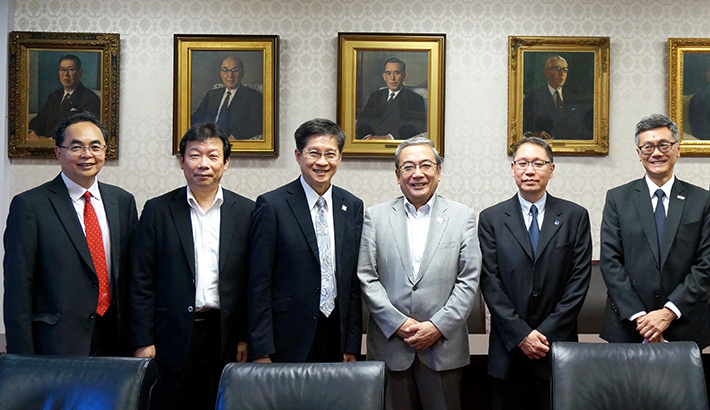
[
  {"x1": 4, "y1": 112, "x2": 138, "y2": 356},
  {"x1": 689, "y1": 65, "x2": 710, "y2": 140},
  {"x1": 248, "y1": 118, "x2": 363, "y2": 363},
  {"x1": 191, "y1": 56, "x2": 263, "y2": 140},
  {"x1": 600, "y1": 114, "x2": 710, "y2": 348},
  {"x1": 356, "y1": 57, "x2": 427, "y2": 140},
  {"x1": 130, "y1": 123, "x2": 254, "y2": 409},
  {"x1": 29, "y1": 55, "x2": 101, "y2": 139},
  {"x1": 523, "y1": 55, "x2": 593, "y2": 140},
  {"x1": 479, "y1": 136, "x2": 592, "y2": 410}
]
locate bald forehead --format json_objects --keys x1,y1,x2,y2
[
  {"x1": 545, "y1": 56, "x2": 567, "y2": 68},
  {"x1": 221, "y1": 57, "x2": 243, "y2": 69}
]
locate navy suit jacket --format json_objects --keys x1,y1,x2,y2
[
  {"x1": 191, "y1": 85, "x2": 263, "y2": 140},
  {"x1": 356, "y1": 87, "x2": 426, "y2": 140},
  {"x1": 522, "y1": 85, "x2": 593, "y2": 140},
  {"x1": 3, "y1": 174, "x2": 138, "y2": 355},
  {"x1": 247, "y1": 179, "x2": 363, "y2": 362},
  {"x1": 129, "y1": 187, "x2": 254, "y2": 373},
  {"x1": 600, "y1": 178, "x2": 710, "y2": 348},
  {"x1": 479, "y1": 194, "x2": 592, "y2": 379},
  {"x1": 29, "y1": 82, "x2": 101, "y2": 138}
]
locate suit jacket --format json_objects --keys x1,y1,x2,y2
[
  {"x1": 129, "y1": 187, "x2": 254, "y2": 373},
  {"x1": 29, "y1": 82, "x2": 101, "y2": 138},
  {"x1": 3, "y1": 174, "x2": 138, "y2": 355},
  {"x1": 478, "y1": 194, "x2": 592, "y2": 380},
  {"x1": 356, "y1": 87, "x2": 427, "y2": 140},
  {"x1": 358, "y1": 195, "x2": 481, "y2": 372},
  {"x1": 600, "y1": 178, "x2": 710, "y2": 348},
  {"x1": 522, "y1": 85, "x2": 593, "y2": 140},
  {"x1": 191, "y1": 85, "x2": 263, "y2": 140},
  {"x1": 689, "y1": 85, "x2": 710, "y2": 140},
  {"x1": 247, "y1": 179, "x2": 363, "y2": 362}
]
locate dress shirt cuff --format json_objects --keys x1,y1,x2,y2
[
  {"x1": 664, "y1": 301, "x2": 681, "y2": 319},
  {"x1": 628, "y1": 311, "x2": 647, "y2": 321}
]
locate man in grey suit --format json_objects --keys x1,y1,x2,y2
[
  {"x1": 600, "y1": 114, "x2": 710, "y2": 348},
  {"x1": 358, "y1": 137, "x2": 481, "y2": 410}
]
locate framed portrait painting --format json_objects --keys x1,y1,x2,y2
[
  {"x1": 507, "y1": 36, "x2": 610, "y2": 155},
  {"x1": 8, "y1": 31, "x2": 120, "y2": 159},
  {"x1": 337, "y1": 33, "x2": 445, "y2": 157},
  {"x1": 173, "y1": 34, "x2": 279, "y2": 156},
  {"x1": 668, "y1": 38, "x2": 710, "y2": 155}
]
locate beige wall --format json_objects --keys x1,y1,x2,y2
[{"x1": 4, "y1": 0, "x2": 710, "y2": 331}]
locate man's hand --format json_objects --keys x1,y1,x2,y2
[
  {"x1": 395, "y1": 317, "x2": 420, "y2": 339},
  {"x1": 519, "y1": 330, "x2": 550, "y2": 360},
  {"x1": 134, "y1": 345, "x2": 156, "y2": 358},
  {"x1": 636, "y1": 308, "x2": 676, "y2": 341},
  {"x1": 403, "y1": 321, "x2": 443, "y2": 350},
  {"x1": 253, "y1": 356, "x2": 272, "y2": 363},
  {"x1": 343, "y1": 353, "x2": 357, "y2": 362},
  {"x1": 236, "y1": 341, "x2": 248, "y2": 363}
]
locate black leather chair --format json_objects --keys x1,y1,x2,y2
[
  {"x1": 0, "y1": 354, "x2": 158, "y2": 410},
  {"x1": 577, "y1": 261, "x2": 606, "y2": 333},
  {"x1": 216, "y1": 361, "x2": 385, "y2": 409},
  {"x1": 552, "y1": 341, "x2": 709, "y2": 410}
]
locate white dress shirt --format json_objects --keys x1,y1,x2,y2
[
  {"x1": 518, "y1": 192, "x2": 547, "y2": 232},
  {"x1": 404, "y1": 195, "x2": 435, "y2": 279},
  {"x1": 187, "y1": 185, "x2": 223, "y2": 311}
]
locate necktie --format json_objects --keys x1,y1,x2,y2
[
  {"x1": 60, "y1": 93, "x2": 70, "y2": 106},
  {"x1": 553, "y1": 90, "x2": 564, "y2": 117},
  {"x1": 316, "y1": 197, "x2": 335, "y2": 317},
  {"x1": 529, "y1": 204, "x2": 540, "y2": 256},
  {"x1": 655, "y1": 189, "x2": 666, "y2": 260},
  {"x1": 83, "y1": 191, "x2": 110, "y2": 316},
  {"x1": 387, "y1": 92, "x2": 395, "y2": 102},
  {"x1": 216, "y1": 91, "x2": 231, "y2": 132}
]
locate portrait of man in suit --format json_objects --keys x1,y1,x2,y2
[
  {"x1": 600, "y1": 114, "x2": 710, "y2": 349},
  {"x1": 478, "y1": 136, "x2": 592, "y2": 410},
  {"x1": 130, "y1": 123, "x2": 254, "y2": 409},
  {"x1": 688, "y1": 62, "x2": 710, "y2": 140},
  {"x1": 358, "y1": 137, "x2": 481, "y2": 410},
  {"x1": 356, "y1": 56, "x2": 427, "y2": 140},
  {"x1": 4, "y1": 112, "x2": 138, "y2": 357},
  {"x1": 28, "y1": 54, "x2": 101, "y2": 140},
  {"x1": 191, "y1": 55, "x2": 263, "y2": 140},
  {"x1": 248, "y1": 118, "x2": 364, "y2": 364},
  {"x1": 523, "y1": 55, "x2": 593, "y2": 140}
]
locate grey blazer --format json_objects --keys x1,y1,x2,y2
[{"x1": 357, "y1": 195, "x2": 481, "y2": 372}]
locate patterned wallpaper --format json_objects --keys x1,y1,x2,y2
[{"x1": 7, "y1": 0, "x2": 710, "y2": 264}]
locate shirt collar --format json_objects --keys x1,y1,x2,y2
[
  {"x1": 300, "y1": 175, "x2": 333, "y2": 211},
  {"x1": 186, "y1": 184, "x2": 224, "y2": 212},
  {"x1": 61, "y1": 172, "x2": 101, "y2": 203},
  {"x1": 547, "y1": 84, "x2": 562, "y2": 95},
  {"x1": 645, "y1": 174, "x2": 675, "y2": 199},
  {"x1": 404, "y1": 194, "x2": 436, "y2": 218},
  {"x1": 518, "y1": 192, "x2": 547, "y2": 215},
  {"x1": 225, "y1": 84, "x2": 241, "y2": 93}
]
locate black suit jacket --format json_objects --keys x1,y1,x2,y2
[
  {"x1": 29, "y1": 82, "x2": 101, "y2": 138},
  {"x1": 129, "y1": 187, "x2": 254, "y2": 373},
  {"x1": 689, "y1": 86, "x2": 710, "y2": 140},
  {"x1": 356, "y1": 87, "x2": 426, "y2": 140},
  {"x1": 600, "y1": 178, "x2": 710, "y2": 348},
  {"x1": 478, "y1": 194, "x2": 592, "y2": 379},
  {"x1": 247, "y1": 179, "x2": 364, "y2": 362},
  {"x1": 3, "y1": 174, "x2": 138, "y2": 355},
  {"x1": 522, "y1": 85, "x2": 593, "y2": 140},
  {"x1": 191, "y1": 85, "x2": 263, "y2": 140}
]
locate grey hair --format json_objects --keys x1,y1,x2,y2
[
  {"x1": 394, "y1": 137, "x2": 442, "y2": 168},
  {"x1": 634, "y1": 114, "x2": 679, "y2": 146}
]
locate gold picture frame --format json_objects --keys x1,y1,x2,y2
[
  {"x1": 8, "y1": 31, "x2": 120, "y2": 159},
  {"x1": 507, "y1": 36, "x2": 610, "y2": 155},
  {"x1": 337, "y1": 33, "x2": 445, "y2": 157},
  {"x1": 668, "y1": 38, "x2": 710, "y2": 155},
  {"x1": 173, "y1": 34, "x2": 279, "y2": 156}
]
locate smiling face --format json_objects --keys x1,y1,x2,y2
[
  {"x1": 295, "y1": 134, "x2": 342, "y2": 196},
  {"x1": 382, "y1": 62, "x2": 407, "y2": 92},
  {"x1": 512, "y1": 142, "x2": 555, "y2": 203},
  {"x1": 637, "y1": 126, "x2": 680, "y2": 187},
  {"x1": 55, "y1": 121, "x2": 106, "y2": 189},
  {"x1": 396, "y1": 144, "x2": 441, "y2": 209},
  {"x1": 180, "y1": 137, "x2": 230, "y2": 195},
  {"x1": 220, "y1": 57, "x2": 245, "y2": 90},
  {"x1": 58, "y1": 58, "x2": 83, "y2": 92}
]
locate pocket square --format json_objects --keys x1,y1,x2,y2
[{"x1": 70, "y1": 108, "x2": 79, "y2": 112}]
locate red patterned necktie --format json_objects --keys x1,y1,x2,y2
[
  {"x1": 83, "y1": 191, "x2": 110, "y2": 315},
  {"x1": 60, "y1": 93, "x2": 70, "y2": 106}
]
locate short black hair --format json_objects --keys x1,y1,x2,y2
[
  {"x1": 384, "y1": 57, "x2": 406, "y2": 73},
  {"x1": 294, "y1": 118, "x2": 346, "y2": 152},
  {"x1": 54, "y1": 112, "x2": 107, "y2": 146},
  {"x1": 59, "y1": 55, "x2": 82, "y2": 70},
  {"x1": 179, "y1": 123, "x2": 231, "y2": 162},
  {"x1": 513, "y1": 136, "x2": 554, "y2": 163}
]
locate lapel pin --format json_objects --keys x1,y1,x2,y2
[
  {"x1": 341, "y1": 205, "x2": 347, "y2": 211},
  {"x1": 554, "y1": 220, "x2": 560, "y2": 225},
  {"x1": 677, "y1": 195, "x2": 685, "y2": 201},
  {"x1": 437, "y1": 217, "x2": 444, "y2": 224}
]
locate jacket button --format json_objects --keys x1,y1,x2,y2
[
  {"x1": 413, "y1": 285, "x2": 418, "y2": 291},
  {"x1": 312, "y1": 316, "x2": 317, "y2": 322},
  {"x1": 188, "y1": 306, "x2": 194, "y2": 312},
  {"x1": 532, "y1": 291, "x2": 540, "y2": 297},
  {"x1": 315, "y1": 288, "x2": 320, "y2": 293},
  {"x1": 88, "y1": 313, "x2": 96, "y2": 320}
]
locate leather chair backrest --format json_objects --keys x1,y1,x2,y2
[
  {"x1": 216, "y1": 361, "x2": 385, "y2": 410},
  {"x1": 0, "y1": 354, "x2": 158, "y2": 410},
  {"x1": 577, "y1": 262, "x2": 606, "y2": 333},
  {"x1": 552, "y1": 341, "x2": 709, "y2": 410}
]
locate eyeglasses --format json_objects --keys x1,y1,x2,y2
[
  {"x1": 512, "y1": 160, "x2": 552, "y2": 170},
  {"x1": 302, "y1": 150, "x2": 339, "y2": 161},
  {"x1": 59, "y1": 68, "x2": 78, "y2": 74},
  {"x1": 398, "y1": 161, "x2": 437, "y2": 175},
  {"x1": 637, "y1": 141, "x2": 677, "y2": 155},
  {"x1": 220, "y1": 68, "x2": 242, "y2": 74},
  {"x1": 58, "y1": 144, "x2": 106, "y2": 155},
  {"x1": 545, "y1": 66, "x2": 569, "y2": 74}
]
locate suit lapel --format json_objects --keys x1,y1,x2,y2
[
  {"x1": 170, "y1": 187, "x2": 196, "y2": 277},
  {"x1": 219, "y1": 191, "x2": 238, "y2": 273},
  {"x1": 633, "y1": 179, "x2": 661, "y2": 265},
  {"x1": 662, "y1": 180, "x2": 687, "y2": 266},
  {"x1": 332, "y1": 188, "x2": 348, "y2": 280},
  {"x1": 503, "y1": 195, "x2": 534, "y2": 261},
  {"x1": 415, "y1": 195, "x2": 448, "y2": 284},
  {"x1": 389, "y1": 199, "x2": 415, "y2": 283},
  {"x1": 536, "y1": 195, "x2": 564, "y2": 259},
  {"x1": 285, "y1": 180, "x2": 320, "y2": 261},
  {"x1": 99, "y1": 183, "x2": 121, "y2": 282},
  {"x1": 48, "y1": 175, "x2": 95, "y2": 273}
]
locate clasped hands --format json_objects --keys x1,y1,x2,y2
[
  {"x1": 519, "y1": 329, "x2": 550, "y2": 360},
  {"x1": 396, "y1": 317, "x2": 442, "y2": 350},
  {"x1": 635, "y1": 307, "x2": 676, "y2": 343}
]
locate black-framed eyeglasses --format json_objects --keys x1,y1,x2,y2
[
  {"x1": 512, "y1": 160, "x2": 552, "y2": 170},
  {"x1": 59, "y1": 68, "x2": 78, "y2": 74},
  {"x1": 220, "y1": 68, "x2": 242, "y2": 74},
  {"x1": 637, "y1": 141, "x2": 677, "y2": 155},
  {"x1": 302, "y1": 150, "x2": 340, "y2": 161},
  {"x1": 544, "y1": 66, "x2": 569, "y2": 74},
  {"x1": 398, "y1": 161, "x2": 437, "y2": 174},
  {"x1": 58, "y1": 144, "x2": 106, "y2": 155}
]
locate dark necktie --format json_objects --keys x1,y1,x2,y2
[
  {"x1": 216, "y1": 91, "x2": 231, "y2": 132},
  {"x1": 387, "y1": 92, "x2": 395, "y2": 102},
  {"x1": 655, "y1": 189, "x2": 666, "y2": 260},
  {"x1": 554, "y1": 90, "x2": 564, "y2": 117},
  {"x1": 60, "y1": 93, "x2": 70, "y2": 106},
  {"x1": 529, "y1": 205, "x2": 540, "y2": 256},
  {"x1": 83, "y1": 191, "x2": 110, "y2": 316}
]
